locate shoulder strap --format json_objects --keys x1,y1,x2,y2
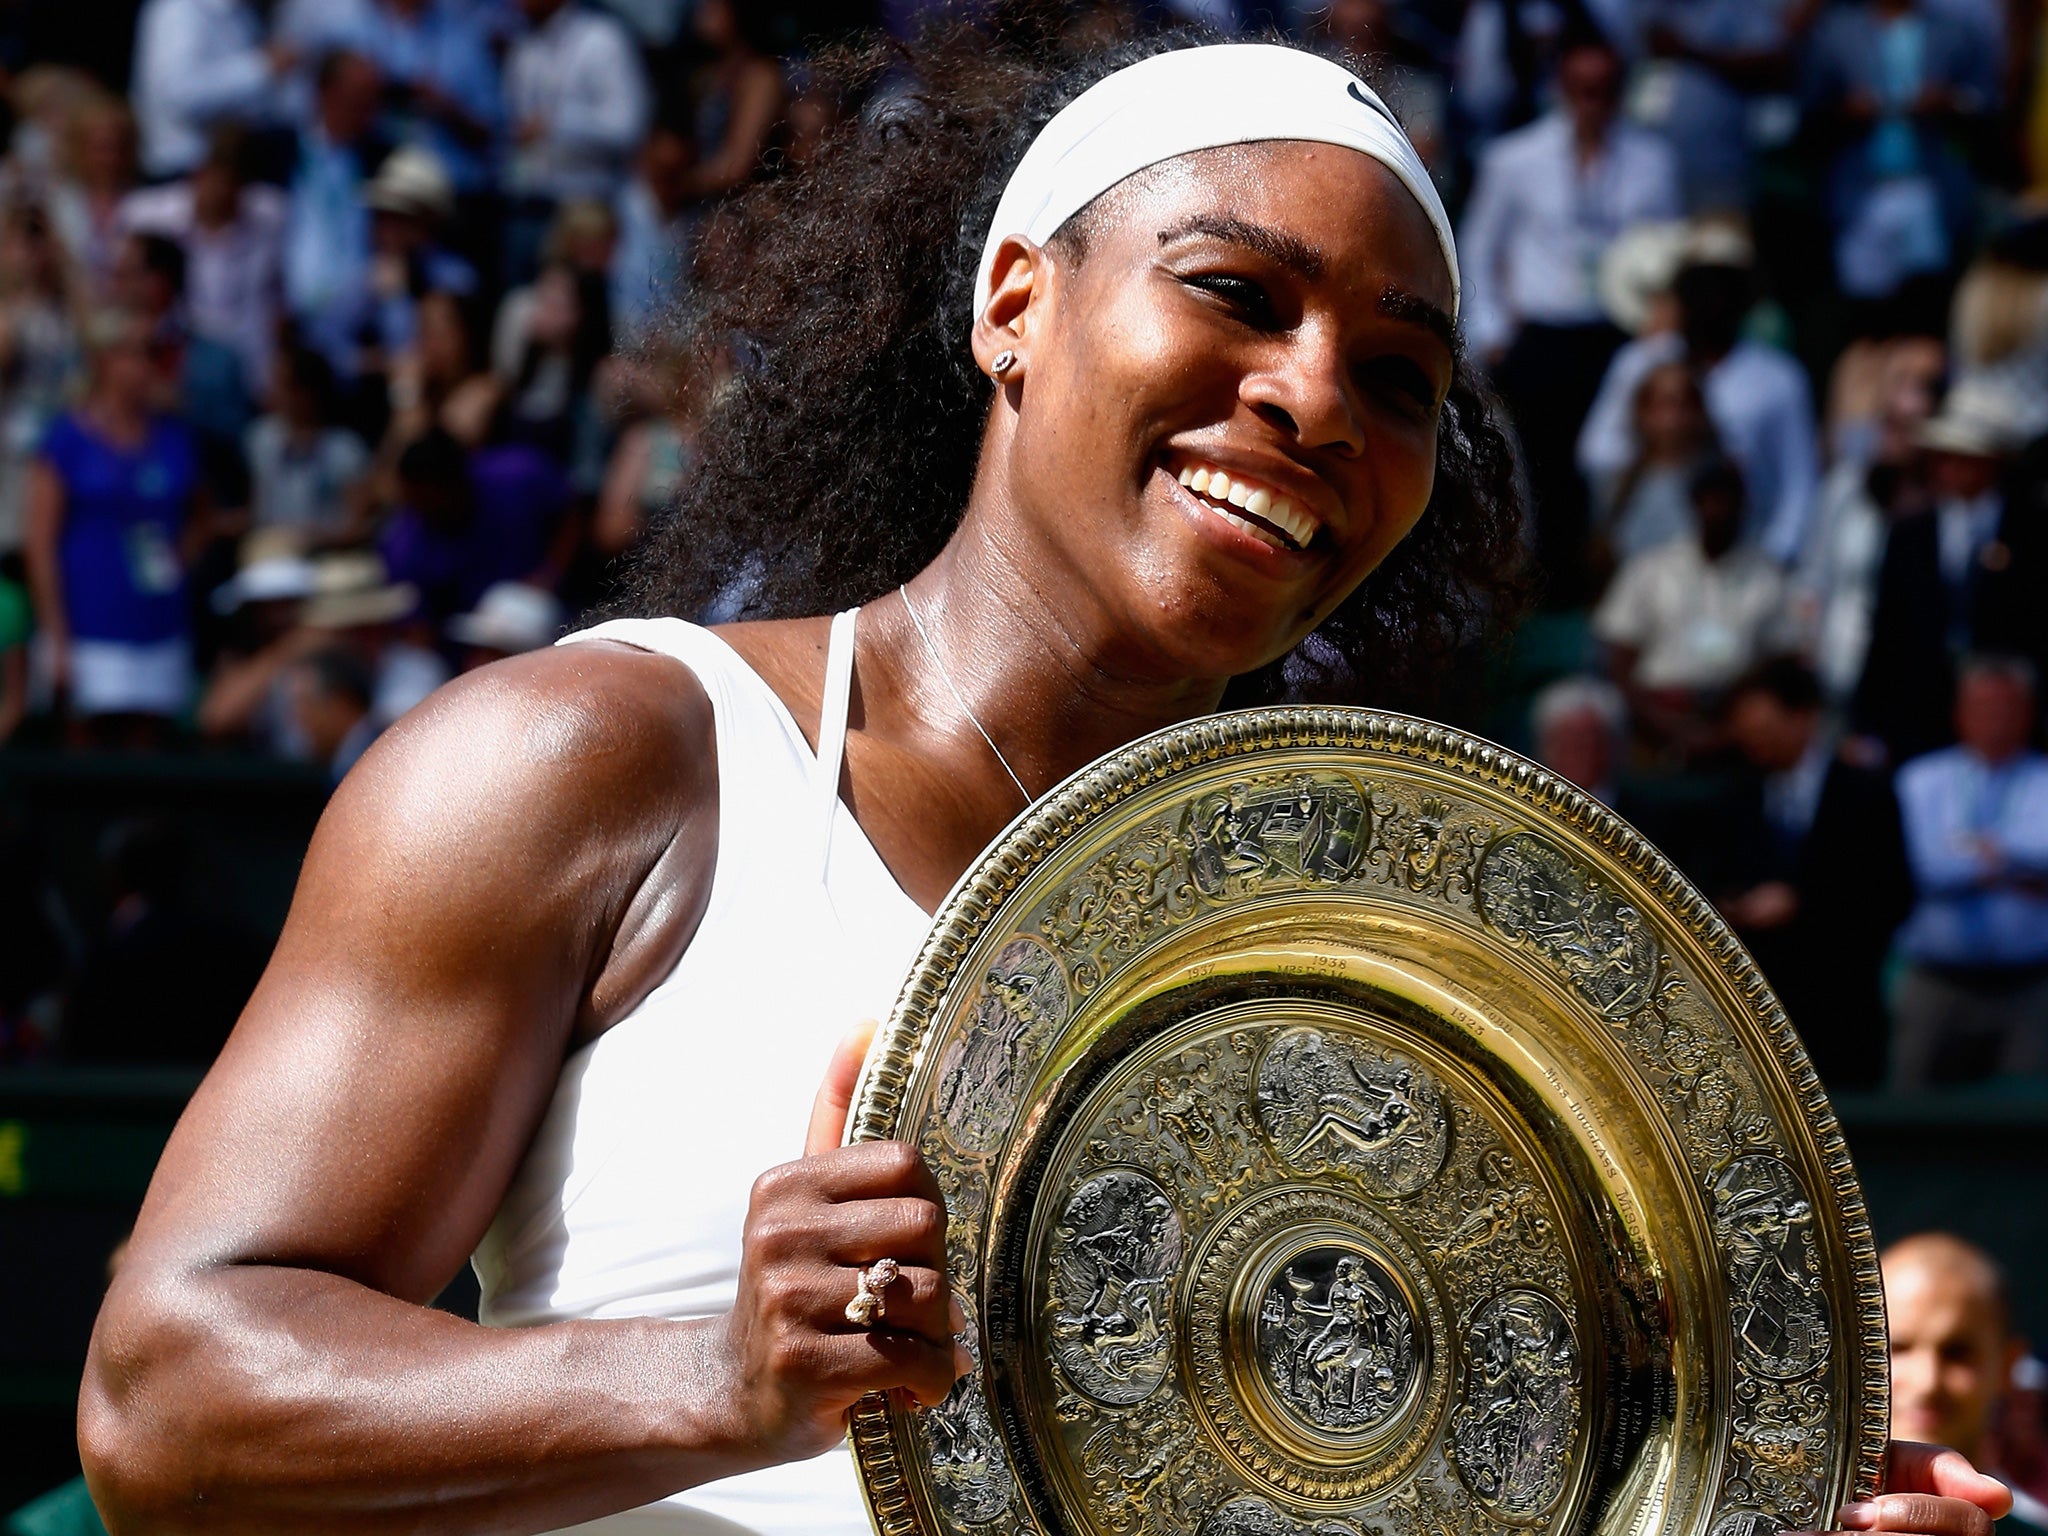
[{"x1": 815, "y1": 608, "x2": 859, "y2": 875}]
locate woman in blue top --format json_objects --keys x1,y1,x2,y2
[{"x1": 24, "y1": 309, "x2": 206, "y2": 746}]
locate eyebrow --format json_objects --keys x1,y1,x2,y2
[
  {"x1": 1157, "y1": 215, "x2": 1458, "y2": 354},
  {"x1": 1157, "y1": 214, "x2": 1326, "y2": 281},
  {"x1": 1377, "y1": 285, "x2": 1458, "y2": 354}
]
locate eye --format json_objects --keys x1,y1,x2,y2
[
  {"x1": 1183, "y1": 272, "x2": 1280, "y2": 329},
  {"x1": 1360, "y1": 355, "x2": 1439, "y2": 416}
]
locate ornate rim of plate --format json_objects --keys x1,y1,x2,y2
[{"x1": 847, "y1": 708, "x2": 1888, "y2": 1536}]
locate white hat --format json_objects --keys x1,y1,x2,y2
[
  {"x1": 1599, "y1": 217, "x2": 1756, "y2": 333},
  {"x1": 1916, "y1": 376, "x2": 2032, "y2": 458},
  {"x1": 364, "y1": 146, "x2": 455, "y2": 221},
  {"x1": 446, "y1": 582, "x2": 566, "y2": 654},
  {"x1": 211, "y1": 552, "x2": 319, "y2": 613}
]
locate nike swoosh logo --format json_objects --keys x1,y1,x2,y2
[{"x1": 1348, "y1": 80, "x2": 1395, "y2": 124}]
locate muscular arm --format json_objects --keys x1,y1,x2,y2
[{"x1": 80, "y1": 641, "x2": 962, "y2": 1533}]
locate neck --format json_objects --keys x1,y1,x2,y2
[{"x1": 869, "y1": 523, "x2": 1234, "y2": 811}]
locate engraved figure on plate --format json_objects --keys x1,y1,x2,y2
[
  {"x1": 934, "y1": 935, "x2": 1068, "y2": 1152},
  {"x1": 1451, "y1": 1289, "x2": 1581, "y2": 1517},
  {"x1": 1256, "y1": 1248, "x2": 1418, "y2": 1433},
  {"x1": 1477, "y1": 833, "x2": 1672, "y2": 1021},
  {"x1": 1197, "y1": 1494, "x2": 1367, "y2": 1536},
  {"x1": 1181, "y1": 775, "x2": 1368, "y2": 896},
  {"x1": 1047, "y1": 1169, "x2": 1184, "y2": 1405},
  {"x1": 1254, "y1": 1026, "x2": 1450, "y2": 1195},
  {"x1": 916, "y1": 1295, "x2": 1018, "y2": 1526},
  {"x1": 1711, "y1": 1155, "x2": 1832, "y2": 1380}
]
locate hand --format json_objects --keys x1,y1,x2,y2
[
  {"x1": 1790, "y1": 1442, "x2": 2013, "y2": 1536},
  {"x1": 711, "y1": 1024, "x2": 969, "y2": 1468},
  {"x1": 1723, "y1": 881, "x2": 1799, "y2": 930}
]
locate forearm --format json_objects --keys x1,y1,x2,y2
[{"x1": 83, "y1": 1264, "x2": 754, "y2": 1536}]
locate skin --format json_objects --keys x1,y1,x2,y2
[{"x1": 78, "y1": 139, "x2": 2005, "y2": 1536}]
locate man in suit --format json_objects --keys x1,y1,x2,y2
[{"x1": 1855, "y1": 381, "x2": 2048, "y2": 766}]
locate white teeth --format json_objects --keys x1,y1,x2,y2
[{"x1": 1174, "y1": 461, "x2": 1322, "y2": 550}]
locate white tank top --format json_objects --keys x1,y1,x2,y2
[{"x1": 473, "y1": 610, "x2": 932, "y2": 1536}]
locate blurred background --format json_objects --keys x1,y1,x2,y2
[{"x1": 0, "y1": 0, "x2": 2045, "y2": 1528}]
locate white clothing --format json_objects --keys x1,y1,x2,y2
[
  {"x1": 504, "y1": 3, "x2": 650, "y2": 203},
  {"x1": 474, "y1": 610, "x2": 931, "y2": 1535},
  {"x1": 1592, "y1": 536, "x2": 1790, "y2": 690},
  {"x1": 130, "y1": 0, "x2": 281, "y2": 179},
  {"x1": 119, "y1": 182, "x2": 288, "y2": 392},
  {"x1": 61, "y1": 636, "x2": 194, "y2": 717},
  {"x1": 1457, "y1": 112, "x2": 1682, "y2": 357},
  {"x1": 1794, "y1": 457, "x2": 1890, "y2": 702},
  {"x1": 1579, "y1": 332, "x2": 1820, "y2": 565}
]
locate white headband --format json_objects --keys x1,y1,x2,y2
[{"x1": 971, "y1": 43, "x2": 1460, "y2": 336}]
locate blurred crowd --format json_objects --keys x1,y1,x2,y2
[{"x1": 0, "y1": 0, "x2": 2044, "y2": 1087}]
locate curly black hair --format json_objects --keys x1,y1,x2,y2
[{"x1": 614, "y1": 12, "x2": 1530, "y2": 712}]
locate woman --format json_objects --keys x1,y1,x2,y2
[
  {"x1": 24, "y1": 310, "x2": 207, "y2": 747},
  {"x1": 0, "y1": 200, "x2": 81, "y2": 560},
  {"x1": 1590, "y1": 359, "x2": 1719, "y2": 568},
  {"x1": 80, "y1": 23, "x2": 2007, "y2": 1536}
]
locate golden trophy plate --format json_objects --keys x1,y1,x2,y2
[{"x1": 848, "y1": 709, "x2": 1888, "y2": 1536}]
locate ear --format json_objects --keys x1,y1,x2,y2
[{"x1": 971, "y1": 234, "x2": 1052, "y2": 383}]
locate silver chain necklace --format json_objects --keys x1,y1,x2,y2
[{"x1": 897, "y1": 584, "x2": 1032, "y2": 807}]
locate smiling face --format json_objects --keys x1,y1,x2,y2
[{"x1": 973, "y1": 140, "x2": 1455, "y2": 683}]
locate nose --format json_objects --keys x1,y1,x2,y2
[{"x1": 1241, "y1": 326, "x2": 1366, "y2": 459}]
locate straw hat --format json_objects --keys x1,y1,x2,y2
[
  {"x1": 446, "y1": 582, "x2": 566, "y2": 655},
  {"x1": 301, "y1": 552, "x2": 419, "y2": 629},
  {"x1": 364, "y1": 146, "x2": 454, "y2": 222},
  {"x1": 1600, "y1": 217, "x2": 1756, "y2": 333},
  {"x1": 1915, "y1": 376, "x2": 2032, "y2": 458}
]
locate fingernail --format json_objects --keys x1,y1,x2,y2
[
  {"x1": 949, "y1": 1297, "x2": 968, "y2": 1334},
  {"x1": 1839, "y1": 1503, "x2": 1878, "y2": 1529},
  {"x1": 953, "y1": 1341, "x2": 974, "y2": 1379}
]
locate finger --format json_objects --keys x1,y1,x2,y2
[
  {"x1": 1832, "y1": 1494, "x2": 1998, "y2": 1536},
  {"x1": 835, "y1": 1327, "x2": 973, "y2": 1409},
  {"x1": 819, "y1": 1196, "x2": 950, "y2": 1270},
  {"x1": 830, "y1": 1263, "x2": 956, "y2": 1344},
  {"x1": 806, "y1": 1020, "x2": 878, "y2": 1158},
  {"x1": 1882, "y1": 1443, "x2": 2015, "y2": 1517},
  {"x1": 800, "y1": 1139, "x2": 945, "y2": 1207}
]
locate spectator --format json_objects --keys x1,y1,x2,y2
[
  {"x1": 492, "y1": 256, "x2": 612, "y2": 474},
  {"x1": 1580, "y1": 256, "x2": 1819, "y2": 563},
  {"x1": 243, "y1": 344, "x2": 371, "y2": 540},
  {"x1": 0, "y1": 201, "x2": 81, "y2": 562},
  {"x1": 1594, "y1": 458, "x2": 1794, "y2": 754},
  {"x1": 23, "y1": 311, "x2": 207, "y2": 748},
  {"x1": 118, "y1": 128, "x2": 287, "y2": 394},
  {"x1": 1590, "y1": 360, "x2": 1719, "y2": 566},
  {"x1": 1715, "y1": 657, "x2": 1911, "y2": 1085},
  {"x1": 129, "y1": 0, "x2": 293, "y2": 181},
  {"x1": 1462, "y1": 32, "x2": 1683, "y2": 599},
  {"x1": 446, "y1": 579, "x2": 566, "y2": 670},
  {"x1": 502, "y1": 0, "x2": 650, "y2": 282},
  {"x1": 1882, "y1": 1233, "x2": 2048, "y2": 1533},
  {"x1": 1854, "y1": 379, "x2": 2044, "y2": 764},
  {"x1": 294, "y1": 551, "x2": 447, "y2": 726},
  {"x1": 317, "y1": 0, "x2": 503, "y2": 199},
  {"x1": 683, "y1": 0, "x2": 786, "y2": 203},
  {"x1": 1800, "y1": 336, "x2": 1945, "y2": 705},
  {"x1": 1530, "y1": 673, "x2": 1627, "y2": 807},
  {"x1": 197, "y1": 534, "x2": 322, "y2": 752},
  {"x1": 1807, "y1": 0, "x2": 1993, "y2": 302},
  {"x1": 283, "y1": 49, "x2": 387, "y2": 377},
  {"x1": 63, "y1": 817, "x2": 264, "y2": 1065},
  {"x1": 44, "y1": 91, "x2": 137, "y2": 304},
  {"x1": 1950, "y1": 236, "x2": 2048, "y2": 441},
  {"x1": 377, "y1": 427, "x2": 569, "y2": 623},
  {"x1": 110, "y1": 232, "x2": 253, "y2": 479},
  {"x1": 593, "y1": 397, "x2": 697, "y2": 557},
  {"x1": 611, "y1": 124, "x2": 695, "y2": 339},
  {"x1": 1633, "y1": 0, "x2": 1820, "y2": 212},
  {"x1": 1890, "y1": 655, "x2": 2048, "y2": 1089},
  {"x1": 286, "y1": 644, "x2": 379, "y2": 780},
  {"x1": 361, "y1": 147, "x2": 480, "y2": 373},
  {"x1": 382, "y1": 286, "x2": 502, "y2": 456}
]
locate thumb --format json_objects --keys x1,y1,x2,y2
[
  {"x1": 1884, "y1": 1441, "x2": 2014, "y2": 1517},
  {"x1": 805, "y1": 1019, "x2": 878, "y2": 1158}
]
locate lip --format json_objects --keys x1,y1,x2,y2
[{"x1": 1160, "y1": 461, "x2": 1321, "y2": 571}]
